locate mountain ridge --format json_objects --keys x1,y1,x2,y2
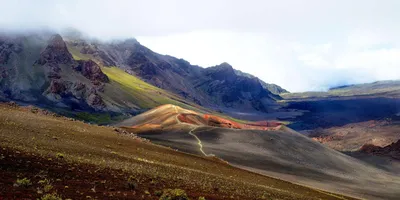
[
  {"x1": 0, "y1": 30, "x2": 288, "y2": 122},
  {"x1": 282, "y1": 80, "x2": 400, "y2": 100},
  {"x1": 64, "y1": 32, "x2": 287, "y2": 113},
  {"x1": 0, "y1": 32, "x2": 203, "y2": 117}
]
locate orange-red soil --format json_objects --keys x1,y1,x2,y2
[{"x1": 178, "y1": 113, "x2": 281, "y2": 130}]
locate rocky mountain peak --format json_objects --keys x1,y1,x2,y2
[
  {"x1": 122, "y1": 38, "x2": 139, "y2": 46},
  {"x1": 36, "y1": 34, "x2": 73, "y2": 65},
  {"x1": 218, "y1": 62, "x2": 233, "y2": 67},
  {"x1": 112, "y1": 38, "x2": 140, "y2": 52},
  {"x1": 215, "y1": 62, "x2": 234, "y2": 71},
  {"x1": 48, "y1": 34, "x2": 67, "y2": 48},
  {"x1": 205, "y1": 62, "x2": 236, "y2": 81}
]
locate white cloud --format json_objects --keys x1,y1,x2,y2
[
  {"x1": 336, "y1": 48, "x2": 400, "y2": 69},
  {"x1": 1, "y1": 0, "x2": 400, "y2": 92},
  {"x1": 295, "y1": 43, "x2": 333, "y2": 68},
  {"x1": 297, "y1": 53, "x2": 330, "y2": 68}
]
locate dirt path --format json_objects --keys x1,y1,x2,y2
[
  {"x1": 188, "y1": 126, "x2": 217, "y2": 157},
  {"x1": 172, "y1": 105, "x2": 213, "y2": 156}
]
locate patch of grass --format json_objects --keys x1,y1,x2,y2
[
  {"x1": 159, "y1": 189, "x2": 189, "y2": 200},
  {"x1": 15, "y1": 178, "x2": 32, "y2": 188},
  {"x1": 39, "y1": 193, "x2": 62, "y2": 200},
  {"x1": 198, "y1": 197, "x2": 206, "y2": 200},
  {"x1": 66, "y1": 43, "x2": 92, "y2": 61},
  {"x1": 75, "y1": 112, "x2": 112, "y2": 124},
  {"x1": 101, "y1": 66, "x2": 205, "y2": 113},
  {"x1": 102, "y1": 67, "x2": 177, "y2": 108}
]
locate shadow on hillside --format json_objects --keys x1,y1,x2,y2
[{"x1": 284, "y1": 97, "x2": 400, "y2": 131}]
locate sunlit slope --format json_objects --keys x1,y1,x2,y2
[
  {"x1": 102, "y1": 67, "x2": 203, "y2": 110},
  {"x1": 0, "y1": 103, "x2": 357, "y2": 200},
  {"x1": 122, "y1": 105, "x2": 400, "y2": 200}
]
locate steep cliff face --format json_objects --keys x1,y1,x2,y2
[
  {"x1": 0, "y1": 33, "x2": 109, "y2": 111},
  {"x1": 0, "y1": 34, "x2": 47, "y2": 101}
]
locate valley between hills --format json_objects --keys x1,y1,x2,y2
[{"x1": 1, "y1": 31, "x2": 400, "y2": 200}]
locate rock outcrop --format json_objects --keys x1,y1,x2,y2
[
  {"x1": 74, "y1": 60, "x2": 109, "y2": 83},
  {"x1": 48, "y1": 80, "x2": 67, "y2": 94},
  {"x1": 359, "y1": 140, "x2": 400, "y2": 160},
  {"x1": 34, "y1": 34, "x2": 109, "y2": 111},
  {"x1": 87, "y1": 89, "x2": 106, "y2": 110}
]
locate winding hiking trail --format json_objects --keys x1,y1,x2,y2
[
  {"x1": 172, "y1": 105, "x2": 214, "y2": 157},
  {"x1": 188, "y1": 127, "x2": 217, "y2": 157},
  {"x1": 188, "y1": 126, "x2": 208, "y2": 156}
]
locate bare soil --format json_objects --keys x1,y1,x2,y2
[{"x1": 0, "y1": 103, "x2": 355, "y2": 200}]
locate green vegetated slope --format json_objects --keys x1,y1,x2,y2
[
  {"x1": 66, "y1": 44, "x2": 206, "y2": 113},
  {"x1": 0, "y1": 103, "x2": 357, "y2": 200}
]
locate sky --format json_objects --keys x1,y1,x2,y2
[{"x1": 1, "y1": 0, "x2": 400, "y2": 92}]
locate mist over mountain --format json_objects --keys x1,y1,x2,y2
[{"x1": 2, "y1": 0, "x2": 400, "y2": 92}]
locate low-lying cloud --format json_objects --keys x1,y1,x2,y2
[{"x1": 2, "y1": 0, "x2": 400, "y2": 92}]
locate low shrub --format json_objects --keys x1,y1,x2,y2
[
  {"x1": 127, "y1": 176, "x2": 138, "y2": 190},
  {"x1": 56, "y1": 153, "x2": 65, "y2": 159},
  {"x1": 154, "y1": 190, "x2": 163, "y2": 197},
  {"x1": 38, "y1": 179, "x2": 53, "y2": 193}
]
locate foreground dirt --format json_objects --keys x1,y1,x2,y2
[
  {"x1": 0, "y1": 146, "x2": 169, "y2": 199},
  {"x1": 0, "y1": 103, "x2": 355, "y2": 200}
]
